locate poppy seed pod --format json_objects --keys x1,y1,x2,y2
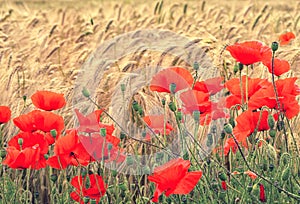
[
  {"x1": 193, "y1": 62, "x2": 199, "y2": 71},
  {"x1": 82, "y1": 87, "x2": 90, "y2": 98},
  {"x1": 271, "y1": 42, "x2": 279, "y2": 52},
  {"x1": 169, "y1": 83, "x2": 177, "y2": 94},
  {"x1": 168, "y1": 102, "x2": 177, "y2": 112},
  {"x1": 267, "y1": 114, "x2": 275, "y2": 129},
  {"x1": 224, "y1": 123, "x2": 233, "y2": 134}
]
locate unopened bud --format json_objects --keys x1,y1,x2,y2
[{"x1": 82, "y1": 87, "x2": 90, "y2": 98}]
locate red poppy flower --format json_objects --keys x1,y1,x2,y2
[
  {"x1": 226, "y1": 41, "x2": 272, "y2": 65},
  {"x1": 148, "y1": 158, "x2": 202, "y2": 202},
  {"x1": 78, "y1": 133, "x2": 125, "y2": 163},
  {"x1": 3, "y1": 132, "x2": 48, "y2": 169},
  {"x1": 233, "y1": 110, "x2": 271, "y2": 146},
  {"x1": 224, "y1": 138, "x2": 237, "y2": 156},
  {"x1": 150, "y1": 67, "x2": 194, "y2": 93},
  {"x1": 31, "y1": 90, "x2": 66, "y2": 111},
  {"x1": 279, "y1": 32, "x2": 295, "y2": 45},
  {"x1": 70, "y1": 174, "x2": 107, "y2": 204},
  {"x1": 244, "y1": 170, "x2": 257, "y2": 180},
  {"x1": 47, "y1": 129, "x2": 91, "y2": 169},
  {"x1": 259, "y1": 184, "x2": 266, "y2": 202},
  {"x1": 0, "y1": 106, "x2": 11, "y2": 124},
  {"x1": 262, "y1": 58, "x2": 290, "y2": 76},
  {"x1": 13, "y1": 110, "x2": 64, "y2": 144},
  {"x1": 221, "y1": 181, "x2": 227, "y2": 190},
  {"x1": 194, "y1": 77, "x2": 224, "y2": 95},
  {"x1": 248, "y1": 77, "x2": 300, "y2": 119},
  {"x1": 225, "y1": 76, "x2": 271, "y2": 108},
  {"x1": 180, "y1": 90, "x2": 211, "y2": 114}
]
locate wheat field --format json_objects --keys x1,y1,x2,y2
[{"x1": 0, "y1": 0, "x2": 299, "y2": 142}]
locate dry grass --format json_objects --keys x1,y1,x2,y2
[{"x1": 0, "y1": 0, "x2": 299, "y2": 144}]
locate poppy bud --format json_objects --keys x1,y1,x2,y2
[
  {"x1": 176, "y1": 111, "x2": 182, "y2": 121},
  {"x1": 168, "y1": 102, "x2": 177, "y2": 112},
  {"x1": 224, "y1": 124, "x2": 233, "y2": 134},
  {"x1": 218, "y1": 172, "x2": 227, "y2": 181},
  {"x1": 233, "y1": 64, "x2": 239, "y2": 74},
  {"x1": 138, "y1": 106, "x2": 144, "y2": 116},
  {"x1": 193, "y1": 110, "x2": 200, "y2": 121},
  {"x1": 271, "y1": 42, "x2": 279, "y2": 52},
  {"x1": 82, "y1": 87, "x2": 90, "y2": 98},
  {"x1": 269, "y1": 164, "x2": 274, "y2": 171},
  {"x1": 143, "y1": 166, "x2": 150, "y2": 174},
  {"x1": 107, "y1": 143, "x2": 113, "y2": 150},
  {"x1": 156, "y1": 152, "x2": 164, "y2": 160},
  {"x1": 193, "y1": 62, "x2": 199, "y2": 71},
  {"x1": 50, "y1": 174, "x2": 58, "y2": 182},
  {"x1": 81, "y1": 169, "x2": 87, "y2": 177},
  {"x1": 18, "y1": 138, "x2": 23, "y2": 146},
  {"x1": 126, "y1": 155, "x2": 134, "y2": 165},
  {"x1": 90, "y1": 199, "x2": 97, "y2": 204},
  {"x1": 85, "y1": 176, "x2": 91, "y2": 189},
  {"x1": 111, "y1": 170, "x2": 118, "y2": 177},
  {"x1": 141, "y1": 131, "x2": 147, "y2": 138},
  {"x1": 132, "y1": 101, "x2": 139, "y2": 111},
  {"x1": 23, "y1": 95, "x2": 27, "y2": 102},
  {"x1": 161, "y1": 98, "x2": 166, "y2": 106},
  {"x1": 119, "y1": 183, "x2": 127, "y2": 191},
  {"x1": 120, "y1": 83, "x2": 126, "y2": 92},
  {"x1": 169, "y1": 83, "x2": 177, "y2": 94},
  {"x1": 100, "y1": 128, "x2": 106, "y2": 137},
  {"x1": 247, "y1": 184, "x2": 253, "y2": 192},
  {"x1": 220, "y1": 130, "x2": 226, "y2": 139},
  {"x1": 281, "y1": 166, "x2": 290, "y2": 181},
  {"x1": 211, "y1": 125, "x2": 217, "y2": 134},
  {"x1": 238, "y1": 63, "x2": 244, "y2": 71},
  {"x1": 44, "y1": 154, "x2": 49, "y2": 159},
  {"x1": 268, "y1": 129, "x2": 276, "y2": 138},
  {"x1": 0, "y1": 149, "x2": 6, "y2": 158},
  {"x1": 120, "y1": 132, "x2": 126, "y2": 140},
  {"x1": 83, "y1": 196, "x2": 90, "y2": 204},
  {"x1": 268, "y1": 115, "x2": 275, "y2": 129},
  {"x1": 50, "y1": 129, "x2": 57, "y2": 138}
]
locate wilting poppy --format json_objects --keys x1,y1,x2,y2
[
  {"x1": 47, "y1": 129, "x2": 91, "y2": 169},
  {"x1": 150, "y1": 67, "x2": 194, "y2": 93},
  {"x1": 226, "y1": 41, "x2": 272, "y2": 65},
  {"x1": 0, "y1": 106, "x2": 11, "y2": 124},
  {"x1": 244, "y1": 170, "x2": 257, "y2": 180},
  {"x1": 31, "y1": 90, "x2": 66, "y2": 111},
  {"x1": 279, "y1": 32, "x2": 295, "y2": 45},
  {"x1": 262, "y1": 58, "x2": 290, "y2": 76},
  {"x1": 148, "y1": 158, "x2": 202, "y2": 202},
  {"x1": 3, "y1": 132, "x2": 48, "y2": 169},
  {"x1": 233, "y1": 110, "x2": 270, "y2": 146},
  {"x1": 70, "y1": 174, "x2": 107, "y2": 204}
]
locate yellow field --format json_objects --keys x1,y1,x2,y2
[{"x1": 0, "y1": 0, "x2": 299, "y2": 141}]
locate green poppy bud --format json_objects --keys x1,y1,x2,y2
[
  {"x1": 229, "y1": 117, "x2": 235, "y2": 128},
  {"x1": 120, "y1": 83, "x2": 126, "y2": 92},
  {"x1": 247, "y1": 184, "x2": 253, "y2": 192},
  {"x1": 168, "y1": 102, "x2": 177, "y2": 112},
  {"x1": 176, "y1": 111, "x2": 182, "y2": 121},
  {"x1": 82, "y1": 87, "x2": 90, "y2": 98},
  {"x1": 18, "y1": 138, "x2": 23, "y2": 146},
  {"x1": 271, "y1": 41, "x2": 279, "y2": 52},
  {"x1": 143, "y1": 166, "x2": 151, "y2": 174},
  {"x1": 218, "y1": 172, "x2": 227, "y2": 181},
  {"x1": 233, "y1": 64, "x2": 239, "y2": 74},
  {"x1": 83, "y1": 196, "x2": 90, "y2": 204},
  {"x1": 132, "y1": 101, "x2": 139, "y2": 111},
  {"x1": 269, "y1": 129, "x2": 276, "y2": 138},
  {"x1": 50, "y1": 129, "x2": 57, "y2": 138},
  {"x1": 0, "y1": 149, "x2": 6, "y2": 158},
  {"x1": 169, "y1": 83, "x2": 177, "y2": 94},
  {"x1": 268, "y1": 115, "x2": 275, "y2": 129},
  {"x1": 81, "y1": 169, "x2": 87, "y2": 177},
  {"x1": 50, "y1": 174, "x2": 58, "y2": 183},
  {"x1": 111, "y1": 170, "x2": 118, "y2": 177},
  {"x1": 238, "y1": 63, "x2": 244, "y2": 71},
  {"x1": 85, "y1": 176, "x2": 91, "y2": 189},
  {"x1": 90, "y1": 199, "x2": 97, "y2": 204},
  {"x1": 126, "y1": 155, "x2": 134, "y2": 165},
  {"x1": 120, "y1": 132, "x2": 126, "y2": 140},
  {"x1": 193, "y1": 62, "x2": 199, "y2": 71},
  {"x1": 100, "y1": 128, "x2": 106, "y2": 137},
  {"x1": 119, "y1": 183, "x2": 127, "y2": 191},
  {"x1": 277, "y1": 121, "x2": 284, "y2": 131},
  {"x1": 224, "y1": 123, "x2": 233, "y2": 134},
  {"x1": 107, "y1": 143, "x2": 113, "y2": 150},
  {"x1": 220, "y1": 130, "x2": 226, "y2": 139},
  {"x1": 161, "y1": 98, "x2": 166, "y2": 106}
]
